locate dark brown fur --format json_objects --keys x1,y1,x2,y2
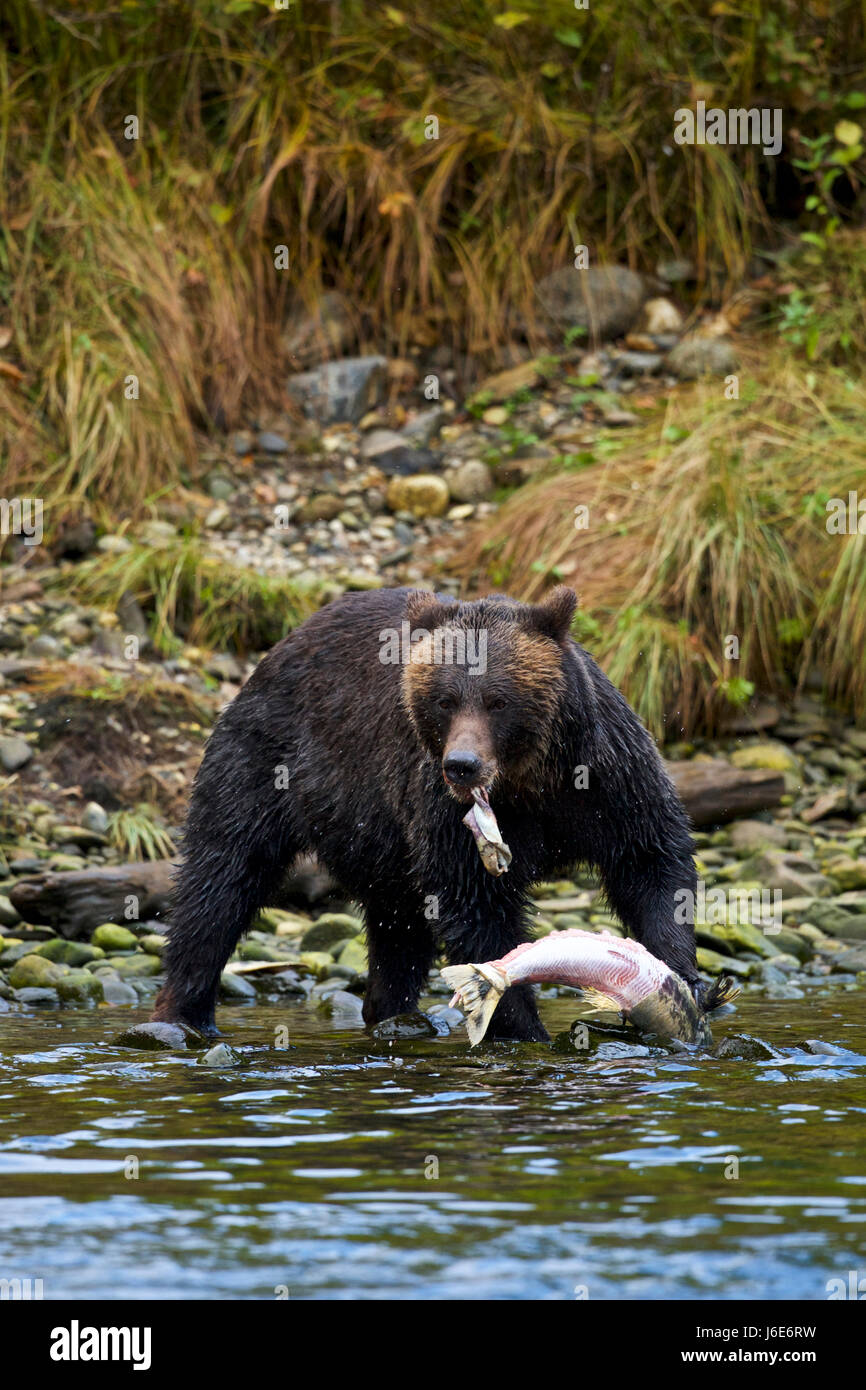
[{"x1": 153, "y1": 586, "x2": 701, "y2": 1041}]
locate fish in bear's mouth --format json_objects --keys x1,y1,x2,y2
[{"x1": 461, "y1": 786, "x2": 512, "y2": 876}]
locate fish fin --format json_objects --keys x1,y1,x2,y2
[
  {"x1": 576, "y1": 987, "x2": 621, "y2": 1014},
  {"x1": 441, "y1": 963, "x2": 508, "y2": 1045},
  {"x1": 703, "y1": 974, "x2": 740, "y2": 1011}
]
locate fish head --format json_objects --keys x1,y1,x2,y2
[{"x1": 401, "y1": 587, "x2": 576, "y2": 802}]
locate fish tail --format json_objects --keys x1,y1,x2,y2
[
  {"x1": 440, "y1": 963, "x2": 509, "y2": 1045},
  {"x1": 703, "y1": 974, "x2": 740, "y2": 1011}
]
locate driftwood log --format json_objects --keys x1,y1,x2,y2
[
  {"x1": 666, "y1": 759, "x2": 785, "y2": 827},
  {"x1": 8, "y1": 854, "x2": 337, "y2": 940}
]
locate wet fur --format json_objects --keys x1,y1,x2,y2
[{"x1": 153, "y1": 587, "x2": 701, "y2": 1041}]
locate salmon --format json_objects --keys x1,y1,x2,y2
[
  {"x1": 462, "y1": 787, "x2": 512, "y2": 876},
  {"x1": 441, "y1": 928, "x2": 738, "y2": 1046}
]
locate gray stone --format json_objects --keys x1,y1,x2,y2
[
  {"x1": 26, "y1": 634, "x2": 64, "y2": 659},
  {"x1": 614, "y1": 350, "x2": 664, "y2": 376},
  {"x1": 257, "y1": 431, "x2": 290, "y2": 454},
  {"x1": 198, "y1": 1043, "x2": 241, "y2": 1067},
  {"x1": 402, "y1": 407, "x2": 447, "y2": 445},
  {"x1": 535, "y1": 265, "x2": 648, "y2": 342},
  {"x1": 301, "y1": 914, "x2": 363, "y2": 951},
  {"x1": 666, "y1": 336, "x2": 737, "y2": 379},
  {"x1": 286, "y1": 356, "x2": 387, "y2": 424},
  {"x1": 445, "y1": 459, "x2": 493, "y2": 503},
  {"x1": 56, "y1": 970, "x2": 104, "y2": 1004},
  {"x1": 81, "y1": 801, "x2": 109, "y2": 835},
  {"x1": 728, "y1": 819, "x2": 789, "y2": 853},
  {"x1": 114, "y1": 1021, "x2": 203, "y2": 1051},
  {"x1": 101, "y1": 975, "x2": 140, "y2": 1005},
  {"x1": 219, "y1": 970, "x2": 258, "y2": 1000},
  {"x1": 361, "y1": 429, "x2": 437, "y2": 477},
  {"x1": 14, "y1": 986, "x2": 59, "y2": 1007},
  {"x1": 0, "y1": 894, "x2": 21, "y2": 927},
  {"x1": 0, "y1": 735, "x2": 32, "y2": 772},
  {"x1": 317, "y1": 988, "x2": 365, "y2": 1022},
  {"x1": 370, "y1": 1010, "x2": 438, "y2": 1040}
]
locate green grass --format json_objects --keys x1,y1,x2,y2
[
  {"x1": 106, "y1": 804, "x2": 176, "y2": 861},
  {"x1": 55, "y1": 531, "x2": 324, "y2": 654}
]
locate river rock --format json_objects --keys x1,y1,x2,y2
[
  {"x1": 825, "y1": 857, "x2": 866, "y2": 892},
  {"x1": 0, "y1": 735, "x2": 32, "y2": 772},
  {"x1": 730, "y1": 742, "x2": 800, "y2": 774},
  {"x1": 445, "y1": 459, "x2": 493, "y2": 503},
  {"x1": 81, "y1": 802, "x2": 109, "y2": 835},
  {"x1": 370, "y1": 1010, "x2": 438, "y2": 1040},
  {"x1": 257, "y1": 431, "x2": 289, "y2": 454},
  {"x1": 386, "y1": 474, "x2": 449, "y2": 518},
  {"x1": 301, "y1": 914, "x2": 363, "y2": 951},
  {"x1": 56, "y1": 970, "x2": 104, "y2": 1004},
  {"x1": 742, "y1": 849, "x2": 832, "y2": 900},
  {"x1": 100, "y1": 974, "x2": 140, "y2": 1005},
  {"x1": 219, "y1": 970, "x2": 258, "y2": 1000},
  {"x1": 336, "y1": 936, "x2": 368, "y2": 975},
  {"x1": 15, "y1": 987, "x2": 60, "y2": 1007},
  {"x1": 640, "y1": 297, "x2": 684, "y2": 335},
  {"x1": 666, "y1": 335, "x2": 737, "y2": 378},
  {"x1": 114, "y1": 1021, "x2": 204, "y2": 1051},
  {"x1": 286, "y1": 355, "x2": 387, "y2": 424},
  {"x1": 8, "y1": 954, "x2": 68, "y2": 989},
  {"x1": 198, "y1": 1043, "x2": 242, "y2": 1067},
  {"x1": 92, "y1": 923, "x2": 139, "y2": 952},
  {"x1": 535, "y1": 266, "x2": 647, "y2": 342},
  {"x1": 0, "y1": 894, "x2": 21, "y2": 927},
  {"x1": 402, "y1": 407, "x2": 447, "y2": 445},
  {"x1": 35, "y1": 939, "x2": 104, "y2": 967},
  {"x1": 317, "y1": 988, "x2": 365, "y2": 1022},
  {"x1": 728, "y1": 819, "x2": 789, "y2": 853}
]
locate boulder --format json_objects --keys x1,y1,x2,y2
[
  {"x1": 665, "y1": 335, "x2": 737, "y2": 379},
  {"x1": 535, "y1": 265, "x2": 648, "y2": 343},
  {"x1": 286, "y1": 355, "x2": 387, "y2": 424}
]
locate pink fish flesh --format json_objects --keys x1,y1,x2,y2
[{"x1": 441, "y1": 928, "x2": 737, "y2": 1046}]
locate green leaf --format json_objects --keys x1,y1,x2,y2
[
  {"x1": 494, "y1": 11, "x2": 531, "y2": 28},
  {"x1": 554, "y1": 28, "x2": 583, "y2": 47},
  {"x1": 208, "y1": 203, "x2": 233, "y2": 226}
]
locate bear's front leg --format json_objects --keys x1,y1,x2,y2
[{"x1": 361, "y1": 892, "x2": 438, "y2": 1026}]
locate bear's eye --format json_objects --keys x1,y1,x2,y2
[
  {"x1": 486, "y1": 697, "x2": 507, "y2": 712},
  {"x1": 437, "y1": 695, "x2": 457, "y2": 712}
]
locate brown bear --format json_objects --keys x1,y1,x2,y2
[{"x1": 152, "y1": 586, "x2": 701, "y2": 1041}]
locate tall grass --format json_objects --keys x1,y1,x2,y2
[
  {"x1": 452, "y1": 342, "x2": 866, "y2": 737},
  {"x1": 1, "y1": 1, "x2": 863, "y2": 517},
  {"x1": 58, "y1": 531, "x2": 324, "y2": 654}
]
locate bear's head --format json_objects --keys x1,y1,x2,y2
[{"x1": 401, "y1": 586, "x2": 577, "y2": 800}]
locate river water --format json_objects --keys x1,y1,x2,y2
[{"x1": 1, "y1": 990, "x2": 864, "y2": 1300}]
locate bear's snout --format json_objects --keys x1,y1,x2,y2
[{"x1": 443, "y1": 749, "x2": 483, "y2": 787}]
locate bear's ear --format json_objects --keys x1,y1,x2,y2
[
  {"x1": 523, "y1": 585, "x2": 577, "y2": 645},
  {"x1": 405, "y1": 588, "x2": 448, "y2": 633}
]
